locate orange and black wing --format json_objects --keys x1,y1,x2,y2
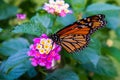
[
  {"x1": 57, "y1": 14, "x2": 106, "y2": 36},
  {"x1": 59, "y1": 34, "x2": 89, "y2": 53},
  {"x1": 51, "y1": 14, "x2": 106, "y2": 53}
]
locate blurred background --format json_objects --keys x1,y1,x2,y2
[{"x1": 0, "y1": 0, "x2": 120, "y2": 80}]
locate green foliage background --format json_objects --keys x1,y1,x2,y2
[{"x1": 0, "y1": 0, "x2": 120, "y2": 80}]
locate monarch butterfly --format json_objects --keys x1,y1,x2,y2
[{"x1": 50, "y1": 14, "x2": 106, "y2": 53}]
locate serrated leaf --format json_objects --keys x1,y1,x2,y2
[
  {"x1": 71, "y1": 39, "x2": 101, "y2": 67},
  {"x1": 56, "y1": 14, "x2": 76, "y2": 26},
  {"x1": 0, "y1": 38, "x2": 29, "y2": 56},
  {"x1": 82, "y1": 57, "x2": 117, "y2": 77},
  {"x1": 46, "y1": 68, "x2": 79, "y2": 80},
  {"x1": 0, "y1": 1, "x2": 18, "y2": 20},
  {"x1": 31, "y1": 13, "x2": 55, "y2": 28},
  {"x1": 12, "y1": 22, "x2": 46, "y2": 36}
]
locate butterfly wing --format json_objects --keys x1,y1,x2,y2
[
  {"x1": 57, "y1": 14, "x2": 106, "y2": 36},
  {"x1": 60, "y1": 34, "x2": 89, "y2": 53},
  {"x1": 51, "y1": 14, "x2": 106, "y2": 53}
]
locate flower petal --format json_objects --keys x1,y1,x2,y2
[{"x1": 45, "y1": 62, "x2": 52, "y2": 69}]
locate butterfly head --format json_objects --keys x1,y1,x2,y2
[{"x1": 49, "y1": 34, "x2": 60, "y2": 44}]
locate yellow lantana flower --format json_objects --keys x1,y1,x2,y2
[
  {"x1": 39, "y1": 48, "x2": 45, "y2": 54},
  {"x1": 40, "y1": 38, "x2": 46, "y2": 45}
]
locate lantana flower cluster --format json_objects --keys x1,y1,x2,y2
[
  {"x1": 27, "y1": 34, "x2": 61, "y2": 69},
  {"x1": 16, "y1": 13, "x2": 26, "y2": 20},
  {"x1": 43, "y1": 0, "x2": 72, "y2": 17}
]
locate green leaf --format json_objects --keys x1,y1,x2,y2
[
  {"x1": 46, "y1": 68, "x2": 79, "y2": 80},
  {"x1": 93, "y1": 74, "x2": 114, "y2": 80},
  {"x1": 12, "y1": 22, "x2": 46, "y2": 36},
  {"x1": 0, "y1": 49, "x2": 32, "y2": 80},
  {"x1": 106, "y1": 17, "x2": 120, "y2": 29},
  {"x1": 0, "y1": 1, "x2": 18, "y2": 20},
  {"x1": 0, "y1": 73, "x2": 5, "y2": 80},
  {"x1": 27, "y1": 67, "x2": 37, "y2": 78},
  {"x1": 82, "y1": 57, "x2": 117, "y2": 77},
  {"x1": 86, "y1": 3, "x2": 120, "y2": 16},
  {"x1": 88, "y1": 39, "x2": 101, "y2": 53},
  {"x1": 70, "y1": 0, "x2": 87, "y2": 14},
  {"x1": 0, "y1": 64, "x2": 31, "y2": 80},
  {"x1": 92, "y1": 0, "x2": 107, "y2": 3},
  {"x1": 73, "y1": 48, "x2": 100, "y2": 67},
  {"x1": 3, "y1": 63, "x2": 30, "y2": 80},
  {"x1": 115, "y1": 27, "x2": 120, "y2": 37},
  {"x1": 102, "y1": 47, "x2": 120, "y2": 62},
  {"x1": 0, "y1": 27, "x2": 2, "y2": 32},
  {"x1": 56, "y1": 14, "x2": 76, "y2": 26},
  {"x1": 0, "y1": 38, "x2": 29, "y2": 56},
  {"x1": 31, "y1": 13, "x2": 55, "y2": 28},
  {"x1": 71, "y1": 39, "x2": 101, "y2": 67},
  {"x1": 64, "y1": 0, "x2": 71, "y2": 5},
  {"x1": 51, "y1": 22, "x2": 64, "y2": 34},
  {"x1": 1, "y1": 49, "x2": 29, "y2": 72}
]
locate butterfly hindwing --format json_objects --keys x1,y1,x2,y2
[
  {"x1": 50, "y1": 14, "x2": 106, "y2": 53},
  {"x1": 60, "y1": 34, "x2": 89, "y2": 53}
]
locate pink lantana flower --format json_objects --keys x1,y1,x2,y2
[
  {"x1": 43, "y1": 0, "x2": 72, "y2": 17},
  {"x1": 27, "y1": 34, "x2": 61, "y2": 69},
  {"x1": 16, "y1": 13, "x2": 26, "y2": 20}
]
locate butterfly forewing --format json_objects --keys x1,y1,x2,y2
[
  {"x1": 78, "y1": 14, "x2": 106, "y2": 33},
  {"x1": 50, "y1": 14, "x2": 106, "y2": 53}
]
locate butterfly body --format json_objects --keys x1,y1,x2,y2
[{"x1": 50, "y1": 14, "x2": 106, "y2": 53}]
